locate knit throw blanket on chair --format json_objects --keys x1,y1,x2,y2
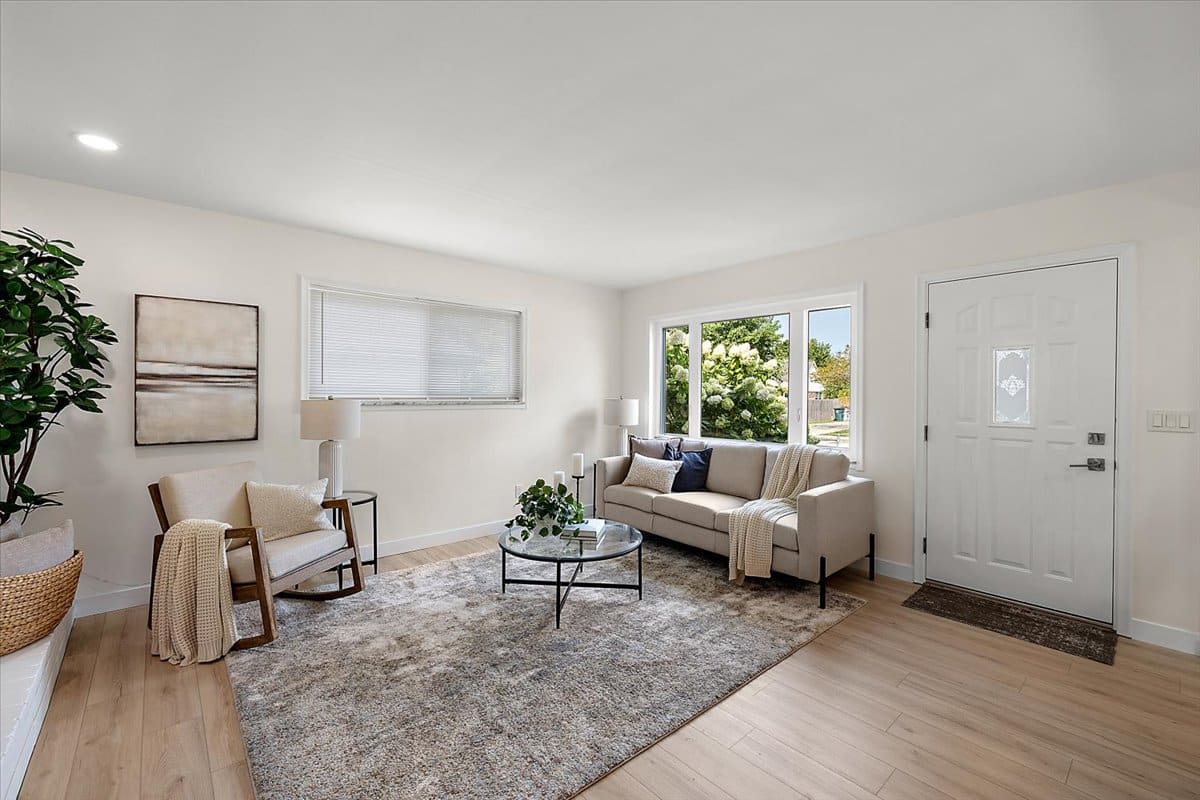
[
  {"x1": 728, "y1": 444, "x2": 818, "y2": 582},
  {"x1": 151, "y1": 518, "x2": 237, "y2": 666}
]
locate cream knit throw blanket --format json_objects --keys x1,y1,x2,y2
[
  {"x1": 151, "y1": 518, "x2": 237, "y2": 666},
  {"x1": 729, "y1": 444, "x2": 818, "y2": 582}
]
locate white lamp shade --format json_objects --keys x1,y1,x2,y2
[
  {"x1": 301, "y1": 399, "x2": 361, "y2": 440},
  {"x1": 603, "y1": 398, "x2": 639, "y2": 427}
]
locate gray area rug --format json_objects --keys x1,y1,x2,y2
[
  {"x1": 902, "y1": 581, "x2": 1117, "y2": 664},
  {"x1": 226, "y1": 537, "x2": 862, "y2": 800}
]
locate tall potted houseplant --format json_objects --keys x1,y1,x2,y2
[{"x1": 0, "y1": 228, "x2": 117, "y2": 537}]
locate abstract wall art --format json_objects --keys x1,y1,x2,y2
[{"x1": 134, "y1": 295, "x2": 259, "y2": 445}]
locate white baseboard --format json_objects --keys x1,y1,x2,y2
[
  {"x1": 67, "y1": 538, "x2": 1200, "y2": 657},
  {"x1": 74, "y1": 582, "x2": 150, "y2": 618},
  {"x1": 70, "y1": 505, "x2": 600, "y2": 618},
  {"x1": 364, "y1": 504, "x2": 596, "y2": 562},
  {"x1": 848, "y1": 556, "x2": 914, "y2": 582},
  {"x1": 367, "y1": 518, "x2": 508, "y2": 561},
  {"x1": 1128, "y1": 618, "x2": 1200, "y2": 656}
]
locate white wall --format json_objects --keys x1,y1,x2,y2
[
  {"x1": 0, "y1": 172, "x2": 621, "y2": 600},
  {"x1": 621, "y1": 170, "x2": 1200, "y2": 642}
]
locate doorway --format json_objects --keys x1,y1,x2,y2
[{"x1": 924, "y1": 259, "x2": 1118, "y2": 623}]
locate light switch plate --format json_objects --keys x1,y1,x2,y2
[{"x1": 1147, "y1": 409, "x2": 1197, "y2": 433}]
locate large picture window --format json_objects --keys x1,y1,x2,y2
[
  {"x1": 656, "y1": 290, "x2": 861, "y2": 465},
  {"x1": 304, "y1": 281, "x2": 524, "y2": 406},
  {"x1": 700, "y1": 315, "x2": 790, "y2": 443}
]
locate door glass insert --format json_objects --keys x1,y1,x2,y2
[{"x1": 993, "y1": 347, "x2": 1031, "y2": 424}]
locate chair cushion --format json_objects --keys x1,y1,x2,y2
[
  {"x1": 604, "y1": 484, "x2": 660, "y2": 513},
  {"x1": 246, "y1": 479, "x2": 334, "y2": 541},
  {"x1": 227, "y1": 528, "x2": 348, "y2": 584},
  {"x1": 714, "y1": 508, "x2": 801, "y2": 551},
  {"x1": 705, "y1": 442, "x2": 767, "y2": 499},
  {"x1": 621, "y1": 454, "x2": 682, "y2": 494},
  {"x1": 158, "y1": 461, "x2": 260, "y2": 528},
  {"x1": 652, "y1": 492, "x2": 746, "y2": 529}
]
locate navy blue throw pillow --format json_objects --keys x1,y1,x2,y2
[{"x1": 665, "y1": 445, "x2": 713, "y2": 492}]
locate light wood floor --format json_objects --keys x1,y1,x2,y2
[{"x1": 19, "y1": 536, "x2": 1200, "y2": 800}]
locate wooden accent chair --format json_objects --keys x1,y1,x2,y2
[{"x1": 147, "y1": 461, "x2": 363, "y2": 649}]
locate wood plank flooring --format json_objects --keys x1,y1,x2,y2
[{"x1": 19, "y1": 536, "x2": 1200, "y2": 799}]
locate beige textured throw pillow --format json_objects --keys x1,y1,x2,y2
[
  {"x1": 0, "y1": 519, "x2": 75, "y2": 577},
  {"x1": 622, "y1": 453, "x2": 683, "y2": 494},
  {"x1": 245, "y1": 480, "x2": 334, "y2": 541}
]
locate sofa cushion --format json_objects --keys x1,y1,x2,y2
[
  {"x1": 763, "y1": 446, "x2": 850, "y2": 490},
  {"x1": 604, "y1": 484, "x2": 660, "y2": 513},
  {"x1": 706, "y1": 442, "x2": 767, "y2": 499},
  {"x1": 652, "y1": 515, "x2": 716, "y2": 552},
  {"x1": 652, "y1": 492, "x2": 746, "y2": 529},
  {"x1": 714, "y1": 508, "x2": 801, "y2": 551},
  {"x1": 227, "y1": 528, "x2": 348, "y2": 584},
  {"x1": 810, "y1": 450, "x2": 851, "y2": 488},
  {"x1": 629, "y1": 436, "x2": 680, "y2": 459},
  {"x1": 605, "y1": 504, "x2": 653, "y2": 532},
  {"x1": 666, "y1": 446, "x2": 713, "y2": 492}
]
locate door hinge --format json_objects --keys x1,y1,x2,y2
[
  {"x1": 924, "y1": 425, "x2": 928, "y2": 442},
  {"x1": 922, "y1": 537, "x2": 927, "y2": 555},
  {"x1": 924, "y1": 312, "x2": 929, "y2": 329}
]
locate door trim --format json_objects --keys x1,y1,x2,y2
[{"x1": 912, "y1": 244, "x2": 1137, "y2": 636}]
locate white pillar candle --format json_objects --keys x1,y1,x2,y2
[
  {"x1": 571, "y1": 453, "x2": 585, "y2": 477},
  {"x1": 552, "y1": 470, "x2": 566, "y2": 487}
]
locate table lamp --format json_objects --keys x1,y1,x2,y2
[
  {"x1": 603, "y1": 397, "x2": 639, "y2": 454},
  {"x1": 301, "y1": 398, "x2": 361, "y2": 498}
]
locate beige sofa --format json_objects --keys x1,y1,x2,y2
[{"x1": 595, "y1": 441, "x2": 875, "y2": 606}]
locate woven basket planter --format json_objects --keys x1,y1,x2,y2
[{"x1": 0, "y1": 551, "x2": 83, "y2": 656}]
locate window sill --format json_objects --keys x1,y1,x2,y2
[{"x1": 359, "y1": 401, "x2": 527, "y2": 411}]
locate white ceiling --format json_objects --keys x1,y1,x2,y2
[{"x1": 2, "y1": 1, "x2": 1198, "y2": 288}]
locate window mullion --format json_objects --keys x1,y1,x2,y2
[{"x1": 687, "y1": 321, "x2": 702, "y2": 438}]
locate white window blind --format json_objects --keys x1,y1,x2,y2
[{"x1": 306, "y1": 285, "x2": 524, "y2": 405}]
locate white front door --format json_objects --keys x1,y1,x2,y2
[{"x1": 926, "y1": 259, "x2": 1117, "y2": 622}]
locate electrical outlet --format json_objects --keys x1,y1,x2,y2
[{"x1": 1147, "y1": 409, "x2": 1196, "y2": 433}]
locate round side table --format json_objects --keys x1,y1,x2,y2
[{"x1": 331, "y1": 490, "x2": 378, "y2": 588}]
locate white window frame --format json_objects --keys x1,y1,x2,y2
[
  {"x1": 649, "y1": 285, "x2": 864, "y2": 469},
  {"x1": 300, "y1": 276, "x2": 527, "y2": 409}
]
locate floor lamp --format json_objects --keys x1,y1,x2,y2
[{"x1": 603, "y1": 397, "x2": 639, "y2": 455}]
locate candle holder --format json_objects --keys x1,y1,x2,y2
[{"x1": 572, "y1": 474, "x2": 585, "y2": 503}]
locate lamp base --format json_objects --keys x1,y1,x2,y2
[{"x1": 318, "y1": 439, "x2": 343, "y2": 498}]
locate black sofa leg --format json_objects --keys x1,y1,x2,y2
[
  {"x1": 869, "y1": 532, "x2": 876, "y2": 581},
  {"x1": 818, "y1": 555, "x2": 826, "y2": 609}
]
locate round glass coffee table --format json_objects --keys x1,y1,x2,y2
[{"x1": 498, "y1": 521, "x2": 643, "y2": 628}]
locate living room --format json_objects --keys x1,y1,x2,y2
[{"x1": 1, "y1": 2, "x2": 1197, "y2": 799}]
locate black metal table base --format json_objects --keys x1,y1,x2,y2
[
  {"x1": 333, "y1": 493, "x2": 379, "y2": 590},
  {"x1": 502, "y1": 545, "x2": 643, "y2": 628}
]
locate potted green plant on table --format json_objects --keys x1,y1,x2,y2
[
  {"x1": 506, "y1": 479, "x2": 585, "y2": 541},
  {"x1": 1, "y1": 228, "x2": 117, "y2": 536}
]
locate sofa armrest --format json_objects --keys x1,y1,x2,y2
[
  {"x1": 795, "y1": 476, "x2": 875, "y2": 575},
  {"x1": 594, "y1": 456, "x2": 631, "y2": 518}
]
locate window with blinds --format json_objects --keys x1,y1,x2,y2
[{"x1": 305, "y1": 283, "x2": 524, "y2": 405}]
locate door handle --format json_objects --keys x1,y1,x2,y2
[{"x1": 1068, "y1": 458, "x2": 1105, "y2": 472}]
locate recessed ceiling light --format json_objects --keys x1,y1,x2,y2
[{"x1": 74, "y1": 133, "x2": 119, "y2": 152}]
